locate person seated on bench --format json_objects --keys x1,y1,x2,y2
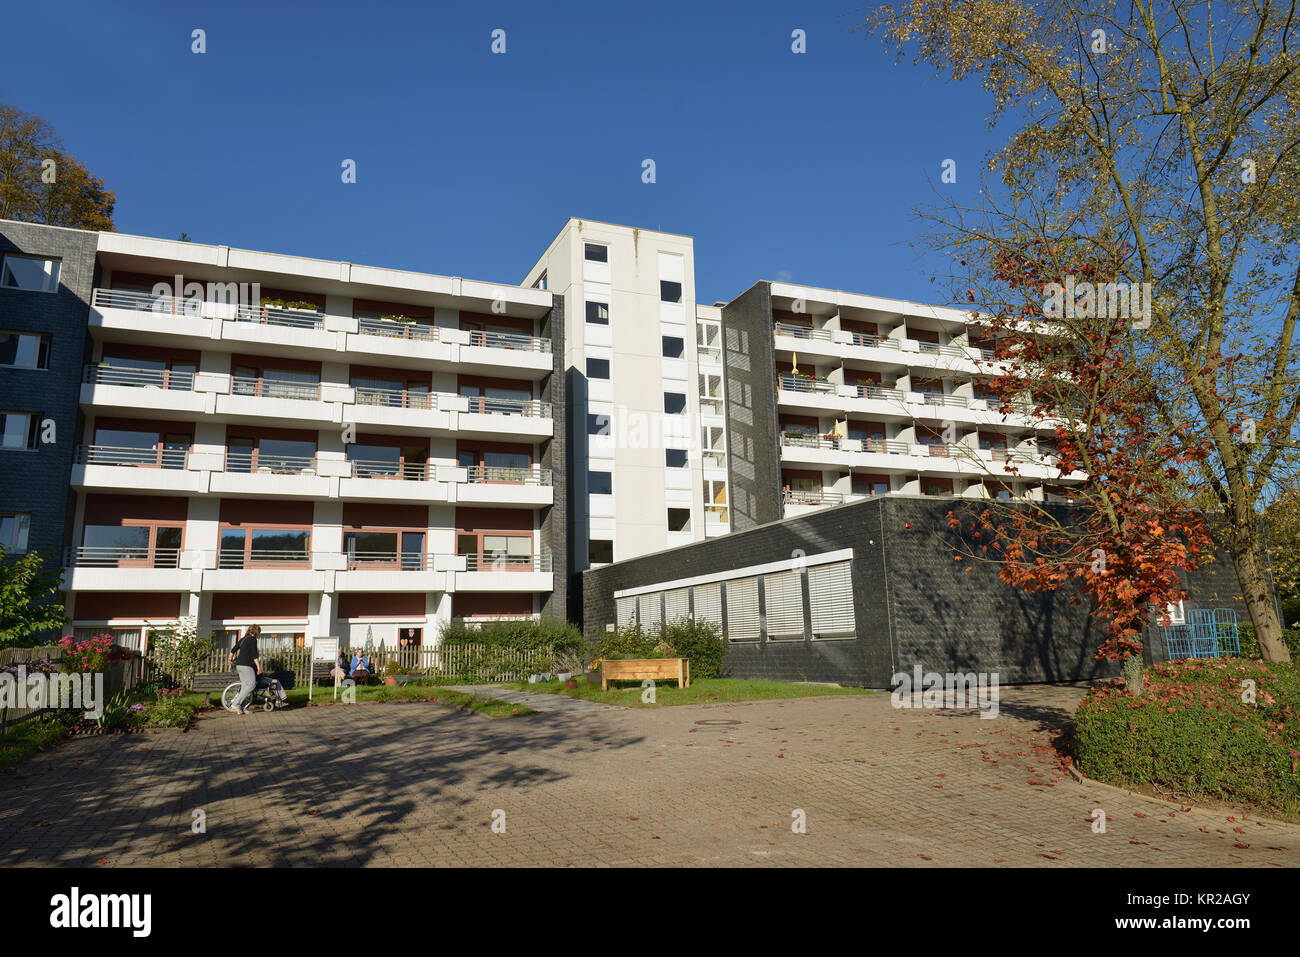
[{"x1": 350, "y1": 651, "x2": 372, "y2": 684}]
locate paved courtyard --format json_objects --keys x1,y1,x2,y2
[{"x1": 0, "y1": 685, "x2": 1296, "y2": 867}]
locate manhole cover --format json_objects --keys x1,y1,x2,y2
[{"x1": 694, "y1": 719, "x2": 742, "y2": 726}]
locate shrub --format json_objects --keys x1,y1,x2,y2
[
  {"x1": 439, "y1": 618, "x2": 583, "y2": 654},
  {"x1": 597, "y1": 623, "x2": 657, "y2": 661},
  {"x1": 57, "y1": 634, "x2": 114, "y2": 673},
  {"x1": 1074, "y1": 658, "x2": 1300, "y2": 816},
  {"x1": 1237, "y1": 622, "x2": 1300, "y2": 660},
  {"x1": 145, "y1": 694, "x2": 195, "y2": 729},
  {"x1": 597, "y1": 619, "x2": 729, "y2": 679}
]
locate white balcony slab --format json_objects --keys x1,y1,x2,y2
[
  {"x1": 64, "y1": 567, "x2": 193, "y2": 592},
  {"x1": 209, "y1": 471, "x2": 333, "y2": 498},
  {"x1": 335, "y1": 569, "x2": 446, "y2": 592},
  {"x1": 216, "y1": 393, "x2": 337, "y2": 425},
  {"x1": 337, "y1": 477, "x2": 451, "y2": 502},
  {"x1": 203, "y1": 569, "x2": 324, "y2": 592},
  {"x1": 72, "y1": 464, "x2": 208, "y2": 495},
  {"x1": 82, "y1": 382, "x2": 208, "y2": 416},
  {"x1": 452, "y1": 571, "x2": 552, "y2": 592},
  {"x1": 457, "y1": 483, "x2": 552, "y2": 507}
]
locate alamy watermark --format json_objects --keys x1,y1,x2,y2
[
  {"x1": 890, "y1": 665, "x2": 999, "y2": 719},
  {"x1": 0, "y1": 666, "x2": 104, "y2": 719},
  {"x1": 1042, "y1": 276, "x2": 1152, "y2": 329}
]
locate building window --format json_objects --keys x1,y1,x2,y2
[
  {"x1": 589, "y1": 470, "x2": 613, "y2": 495},
  {"x1": 0, "y1": 332, "x2": 50, "y2": 369},
  {"x1": 589, "y1": 539, "x2": 614, "y2": 565},
  {"x1": 663, "y1": 393, "x2": 687, "y2": 415},
  {"x1": 0, "y1": 254, "x2": 60, "y2": 293},
  {"x1": 532, "y1": 271, "x2": 547, "y2": 290},
  {"x1": 667, "y1": 507, "x2": 692, "y2": 532},
  {"x1": 0, "y1": 512, "x2": 31, "y2": 553},
  {"x1": 586, "y1": 413, "x2": 611, "y2": 436},
  {"x1": 219, "y1": 527, "x2": 311, "y2": 568},
  {"x1": 662, "y1": 336, "x2": 684, "y2": 358},
  {"x1": 665, "y1": 449, "x2": 688, "y2": 468},
  {"x1": 660, "y1": 280, "x2": 682, "y2": 303},
  {"x1": 585, "y1": 301, "x2": 609, "y2": 325},
  {"x1": 586, "y1": 357, "x2": 610, "y2": 380},
  {"x1": 584, "y1": 243, "x2": 608, "y2": 263},
  {"x1": 0, "y1": 412, "x2": 39, "y2": 449}
]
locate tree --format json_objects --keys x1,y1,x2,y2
[
  {"x1": 0, "y1": 103, "x2": 114, "y2": 230},
  {"x1": 1264, "y1": 481, "x2": 1300, "y2": 624},
  {"x1": 947, "y1": 246, "x2": 1215, "y2": 691},
  {"x1": 0, "y1": 548, "x2": 68, "y2": 648},
  {"x1": 864, "y1": 0, "x2": 1299, "y2": 662}
]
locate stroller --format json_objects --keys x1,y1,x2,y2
[{"x1": 221, "y1": 673, "x2": 289, "y2": 713}]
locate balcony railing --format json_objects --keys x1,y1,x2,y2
[
  {"x1": 225, "y1": 451, "x2": 318, "y2": 474},
  {"x1": 911, "y1": 340, "x2": 970, "y2": 359},
  {"x1": 357, "y1": 317, "x2": 438, "y2": 342},
  {"x1": 354, "y1": 386, "x2": 437, "y2": 410},
  {"x1": 461, "y1": 553, "x2": 553, "y2": 573},
  {"x1": 76, "y1": 445, "x2": 188, "y2": 469},
  {"x1": 703, "y1": 504, "x2": 730, "y2": 522},
  {"x1": 777, "y1": 375, "x2": 836, "y2": 395},
  {"x1": 466, "y1": 465, "x2": 551, "y2": 485},
  {"x1": 84, "y1": 363, "x2": 196, "y2": 391},
  {"x1": 785, "y1": 489, "x2": 844, "y2": 506},
  {"x1": 918, "y1": 392, "x2": 970, "y2": 409},
  {"x1": 779, "y1": 434, "x2": 910, "y2": 456},
  {"x1": 66, "y1": 546, "x2": 181, "y2": 568},
  {"x1": 849, "y1": 384, "x2": 905, "y2": 402},
  {"x1": 230, "y1": 376, "x2": 322, "y2": 401},
  {"x1": 849, "y1": 332, "x2": 901, "y2": 351},
  {"x1": 92, "y1": 288, "x2": 203, "y2": 316},
  {"x1": 773, "y1": 322, "x2": 833, "y2": 342},
  {"x1": 232, "y1": 303, "x2": 324, "y2": 330},
  {"x1": 918, "y1": 442, "x2": 962, "y2": 457},
  {"x1": 342, "y1": 551, "x2": 434, "y2": 571},
  {"x1": 701, "y1": 451, "x2": 726, "y2": 469},
  {"x1": 697, "y1": 345, "x2": 722, "y2": 364},
  {"x1": 462, "y1": 395, "x2": 551, "y2": 418},
  {"x1": 348, "y1": 459, "x2": 430, "y2": 481},
  {"x1": 218, "y1": 550, "x2": 311, "y2": 569},
  {"x1": 466, "y1": 329, "x2": 552, "y2": 354}
]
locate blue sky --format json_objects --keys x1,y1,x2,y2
[{"x1": 2, "y1": 0, "x2": 997, "y2": 305}]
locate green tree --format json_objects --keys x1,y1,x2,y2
[
  {"x1": 0, "y1": 103, "x2": 115, "y2": 230},
  {"x1": 863, "y1": 0, "x2": 1299, "y2": 661},
  {"x1": 0, "y1": 548, "x2": 67, "y2": 648}
]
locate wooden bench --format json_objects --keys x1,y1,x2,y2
[{"x1": 601, "y1": 657, "x2": 690, "y2": 690}]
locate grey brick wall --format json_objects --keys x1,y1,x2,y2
[
  {"x1": 0, "y1": 220, "x2": 99, "y2": 564},
  {"x1": 720, "y1": 282, "x2": 782, "y2": 530},
  {"x1": 582, "y1": 496, "x2": 1260, "y2": 686}
]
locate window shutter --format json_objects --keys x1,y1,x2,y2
[
  {"x1": 808, "y1": 561, "x2": 855, "y2": 638},
  {"x1": 638, "y1": 592, "x2": 662, "y2": 629},
  {"x1": 692, "y1": 582, "x2": 722, "y2": 629},
  {"x1": 764, "y1": 569, "x2": 805, "y2": 640},
  {"x1": 616, "y1": 596, "x2": 637, "y2": 630},
  {"x1": 725, "y1": 578, "x2": 760, "y2": 641},
  {"x1": 663, "y1": 587, "x2": 690, "y2": 624}
]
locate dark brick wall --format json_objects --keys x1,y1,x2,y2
[
  {"x1": 582, "y1": 496, "x2": 1259, "y2": 686},
  {"x1": 720, "y1": 282, "x2": 782, "y2": 530},
  {"x1": 538, "y1": 294, "x2": 567, "y2": 620},
  {"x1": 0, "y1": 220, "x2": 98, "y2": 564}
]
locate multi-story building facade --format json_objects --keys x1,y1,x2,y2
[
  {"x1": 0, "y1": 216, "x2": 1079, "y2": 650},
  {"x1": 720, "y1": 280, "x2": 1083, "y2": 531}
]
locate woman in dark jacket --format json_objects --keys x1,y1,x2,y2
[{"x1": 228, "y1": 624, "x2": 262, "y2": 715}]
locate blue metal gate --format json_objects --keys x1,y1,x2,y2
[{"x1": 1159, "y1": 608, "x2": 1241, "y2": 659}]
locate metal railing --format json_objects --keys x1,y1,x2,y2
[
  {"x1": 230, "y1": 376, "x2": 322, "y2": 401},
  {"x1": 356, "y1": 317, "x2": 438, "y2": 342},
  {"x1": 225, "y1": 451, "x2": 318, "y2": 474},
  {"x1": 84, "y1": 363, "x2": 196, "y2": 391},
  {"x1": 218, "y1": 549, "x2": 311, "y2": 569},
  {"x1": 76, "y1": 444, "x2": 188, "y2": 469},
  {"x1": 461, "y1": 553, "x2": 553, "y2": 573},
  {"x1": 849, "y1": 332, "x2": 902, "y2": 351},
  {"x1": 777, "y1": 375, "x2": 836, "y2": 395},
  {"x1": 918, "y1": 442, "x2": 961, "y2": 457},
  {"x1": 66, "y1": 546, "x2": 181, "y2": 568},
  {"x1": 354, "y1": 386, "x2": 437, "y2": 410},
  {"x1": 92, "y1": 288, "x2": 203, "y2": 316},
  {"x1": 703, "y1": 504, "x2": 730, "y2": 522},
  {"x1": 850, "y1": 384, "x2": 905, "y2": 402},
  {"x1": 911, "y1": 339, "x2": 969, "y2": 359},
  {"x1": 785, "y1": 489, "x2": 844, "y2": 506},
  {"x1": 780, "y1": 432, "x2": 833, "y2": 449},
  {"x1": 919, "y1": 392, "x2": 970, "y2": 409},
  {"x1": 232, "y1": 303, "x2": 324, "y2": 330},
  {"x1": 348, "y1": 459, "x2": 430, "y2": 481},
  {"x1": 466, "y1": 465, "x2": 550, "y2": 485},
  {"x1": 773, "y1": 322, "x2": 833, "y2": 342},
  {"x1": 342, "y1": 551, "x2": 434, "y2": 571},
  {"x1": 780, "y1": 434, "x2": 910, "y2": 456},
  {"x1": 462, "y1": 395, "x2": 551, "y2": 418},
  {"x1": 466, "y1": 329, "x2": 552, "y2": 354}
]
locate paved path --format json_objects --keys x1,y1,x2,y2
[
  {"x1": 0, "y1": 685, "x2": 1296, "y2": 867},
  {"x1": 448, "y1": 685, "x2": 625, "y2": 713}
]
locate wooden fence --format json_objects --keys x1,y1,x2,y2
[{"x1": 0, "y1": 645, "x2": 141, "y2": 735}]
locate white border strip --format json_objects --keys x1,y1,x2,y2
[{"x1": 613, "y1": 547, "x2": 854, "y2": 599}]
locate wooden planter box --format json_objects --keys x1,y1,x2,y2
[{"x1": 601, "y1": 658, "x2": 690, "y2": 690}]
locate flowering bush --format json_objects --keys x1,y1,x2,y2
[{"x1": 57, "y1": 634, "x2": 114, "y2": 673}]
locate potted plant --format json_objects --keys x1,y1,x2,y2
[{"x1": 382, "y1": 659, "x2": 405, "y2": 686}]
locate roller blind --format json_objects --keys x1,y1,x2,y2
[
  {"x1": 808, "y1": 561, "x2": 855, "y2": 638},
  {"x1": 725, "y1": 578, "x2": 760, "y2": 641},
  {"x1": 663, "y1": 587, "x2": 690, "y2": 624},
  {"x1": 764, "y1": 569, "x2": 805, "y2": 641},
  {"x1": 638, "y1": 592, "x2": 662, "y2": 629},
  {"x1": 616, "y1": 596, "x2": 637, "y2": 630},
  {"x1": 692, "y1": 582, "x2": 722, "y2": 629}
]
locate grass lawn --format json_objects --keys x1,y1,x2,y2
[
  {"x1": 1075, "y1": 657, "x2": 1300, "y2": 820},
  {"x1": 502, "y1": 676, "x2": 876, "y2": 707},
  {"x1": 182, "y1": 677, "x2": 535, "y2": 718}
]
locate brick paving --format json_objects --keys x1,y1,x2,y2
[
  {"x1": 447, "y1": 685, "x2": 625, "y2": 713},
  {"x1": 0, "y1": 685, "x2": 1296, "y2": 867}
]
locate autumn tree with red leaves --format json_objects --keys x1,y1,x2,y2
[{"x1": 949, "y1": 245, "x2": 1215, "y2": 692}]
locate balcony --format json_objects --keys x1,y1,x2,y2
[
  {"x1": 81, "y1": 363, "x2": 207, "y2": 420},
  {"x1": 62, "y1": 545, "x2": 191, "y2": 592},
  {"x1": 777, "y1": 374, "x2": 836, "y2": 395},
  {"x1": 455, "y1": 552, "x2": 554, "y2": 593}
]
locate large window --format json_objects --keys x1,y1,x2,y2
[
  {"x1": 764, "y1": 570, "x2": 805, "y2": 640},
  {"x1": 724, "y1": 578, "x2": 760, "y2": 642},
  {"x1": 0, "y1": 412, "x2": 39, "y2": 449},
  {"x1": 584, "y1": 243, "x2": 608, "y2": 263},
  {"x1": 664, "y1": 587, "x2": 690, "y2": 624},
  {"x1": 457, "y1": 531, "x2": 533, "y2": 571},
  {"x1": 0, "y1": 332, "x2": 50, "y2": 369},
  {"x1": 692, "y1": 582, "x2": 721, "y2": 628},
  {"x1": 344, "y1": 529, "x2": 425, "y2": 569},
  {"x1": 232, "y1": 365, "x2": 320, "y2": 400},
  {"x1": 0, "y1": 254, "x2": 60, "y2": 292},
  {"x1": 809, "y1": 562, "x2": 855, "y2": 638},
  {"x1": 219, "y1": 527, "x2": 310, "y2": 567},
  {"x1": 0, "y1": 512, "x2": 30, "y2": 553},
  {"x1": 585, "y1": 301, "x2": 609, "y2": 325},
  {"x1": 227, "y1": 436, "x2": 316, "y2": 473},
  {"x1": 93, "y1": 428, "x2": 190, "y2": 469},
  {"x1": 82, "y1": 523, "x2": 182, "y2": 567}
]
